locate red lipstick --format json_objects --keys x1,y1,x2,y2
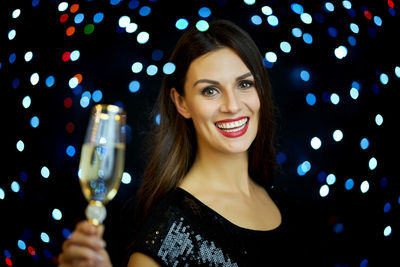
[{"x1": 215, "y1": 116, "x2": 249, "y2": 138}]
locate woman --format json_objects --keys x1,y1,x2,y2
[{"x1": 59, "y1": 20, "x2": 296, "y2": 267}]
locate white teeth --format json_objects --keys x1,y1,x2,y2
[{"x1": 216, "y1": 118, "x2": 248, "y2": 130}]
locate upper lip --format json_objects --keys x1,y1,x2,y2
[{"x1": 214, "y1": 116, "x2": 248, "y2": 123}]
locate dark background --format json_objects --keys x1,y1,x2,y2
[{"x1": 1, "y1": 0, "x2": 398, "y2": 266}]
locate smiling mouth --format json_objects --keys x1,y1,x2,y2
[{"x1": 215, "y1": 117, "x2": 248, "y2": 132}]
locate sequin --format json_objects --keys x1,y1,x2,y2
[
  {"x1": 157, "y1": 217, "x2": 238, "y2": 266},
  {"x1": 131, "y1": 187, "x2": 301, "y2": 266}
]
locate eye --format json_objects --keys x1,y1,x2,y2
[
  {"x1": 238, "y1": 80, "x2": 254, "y2": 89},
  {"x1": 201, "y1": 86, "x2": 219, "y2": 97}
]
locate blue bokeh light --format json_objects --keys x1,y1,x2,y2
[
  {"x1": 163, "y1": 62, "x2": 176, "y2": 75},
  {"x1": 360, "y1": 138, "x2": 370, "y2": 150},
  {"x1": 326, "y1": 174, "x2": 336, "y2": 185},
  {"x1": 369, "y1": 157, "x2": 377, "y2": 170},
  {"x1": 198, "y1": 7, "x2": 211, "y2": 18},
  {"x1": 325, "y1": 2, "x2": 335, "y2": 12},
  {"x1": 251, "y1": 15, "x2": 262, "y2": 25},
  {"x1": 40, "y1": 232, "x2": 50, "y2": 243},
  {"x1": 41, "y1": 166, "x2": 50, "y2": 178},
  {"x1": 292, "y1": 28, "x2": 302, "y2": 37},
  {"x1": 345, "y1": 179, "x2": 355, "y2": 190},
  {"x1": 300, "y1": 70, "x2": 310, "y2": 81},
  {"x1": 297, "y1": 161, "x2": 311, "y2": 176},
  {"x1": 265, "y1": 52, "x2": 277, "y2": 63},
  {"x1": 384, "y1": 226, "x2": 392, "y2": 237},
  {"x1": 261, "y1": 6, "x2": 273, "y2": 16},
  {"x1": 306, "y1": 93, "x2": 316, "y2": 106},
  {"x1": 152, "y1": 50, "x2": 163, "y2": 61},
  {"x1": 348, "y1": 36, "x2": 356, "y2": 46},
  {"x1": 129, "y1": 80, "x2": 141, "y2": 93},
  {"x1": 350, "y1": 23, "x2": 359, "y2": 34},
  {"x1": 9, "y1": 53, "x2": 17, "y2": 64},
  {"x1": 328, "y1": 27, "x2": 338, "y2": 37},
  {"x1": 360, "y1": 180, "x2": 370, "y2": 193},
  {"x1": 333, "y1": 222, "x2": 344, "y2": 233},
  {"x1": 139, "y1": 6, "x2": 151, "y2": 16},
  {"x1": 395, "y1": 66, "x2": 400, "y2": 78},
  {"x1": 30, "y1": 116, "x2": 40, "y2": 128},
  {"x1": 334, "y1": 45, "x2": 348, "y2": 59},
  {"x1": 276, "y1": 152, "x2": 287, "y2": 164},
  {"x1": 196, "y1": 20, "x2": 209, "y2": 32},
  {"x1": 383, "y1": 202, "x2": 391, "y2": 213},
  {"x1": 311, "y1": 136, "x2": 322, "y2": 149},
  {"x1": 280, "y1": 41, "x2": 291, "y2": 53},
  {"x1": 330, "y1": 93, "x2": 340, "y2": 105},
  {"x1": 45, "y1": 76, "x2": 55, "y2": 87},
  {"x1": 131, "y1": 62, "x2": 143, "y2": 73},
  {"x1": 74, "y1": 13, "x2": 84, "y2": 24},
  {"x1": 380, "y1": 73, "x2": 389, "y2": 85},
  {"x1": 267, "y1": 15, "x2": 279, "y2": 27},
  {"x1": 62, "y1": 228, "x2": 71, "y2": 239},
  {"x1": 0, "y1": 188, "x2": 5, "y2": 200},
  {"x1": 302, "y1": 33, "x2": 313, "y2": 44},
  {"x1": 175, "y1": 18, "x2": 189, "y2": 30},
  {"x1": 155, "y1": 114, "x2": 161, "y2": 125},
  {"x1": 92, "y1": 90, "x2": 103, "y2": 102},
  {"x1": 52, "y1": 208, "x2": 62, "y2": 220},
  {"x1": 93, "y1": 12, "x2": 104, "y2": 23},
  {"x1": 342, "y1": 1, "x2": 352, "y2": 9},
  {"x1": 18, "y1": 240, "x2": 26, "y2": 250},
  {"x1": 291, "y1": 3, "x2": 304, "y2": 14},
  {"x1": 66, "y1": 145, "x2": 76, "y2": 157},
  {"x1": 146, "y1": 65, "x2": 158, "y2": 76},
  {"x1": 137, "y1": 31, "x2": 150, "y2": 44},
  {"x1": 11, "y1": 181, "x2": 20, "y2": 193},
  {"x1": 300, "y1": 13, "x2": 312, "y2": 24},
  {"x1": 319, "y1": 184, "x2": 330, "y2": 197},
  {"x1": 70, "y1": 50, "x2": 80, "y2": 61}
]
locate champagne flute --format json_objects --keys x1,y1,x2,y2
[{"x1": 78, "y1": 104, "x2": 126, "y2": 225}]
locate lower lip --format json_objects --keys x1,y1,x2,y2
[{"x1": 215, "y1": 119, "x2": 249, "y2": 138}]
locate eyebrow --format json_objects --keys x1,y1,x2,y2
[{"x1": 192, "y1": 72, "x2": 253, "y2": 88}]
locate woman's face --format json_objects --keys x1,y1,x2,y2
[{"x1": 173, "y1": 47, "x2": 260, "y2": 155}]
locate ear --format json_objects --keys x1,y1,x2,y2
[{"x1": 170, "y1": 88, "x2": 192, "y2": 119}]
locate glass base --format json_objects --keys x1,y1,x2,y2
[{"x1": 85, "y1": 200, "x2": 107, "y2": 225}]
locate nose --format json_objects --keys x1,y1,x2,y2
[{"x1": 220, "y1": 90, "x2": 241, "y2": 114}]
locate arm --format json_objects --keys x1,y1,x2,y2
[{"x1": 127, "y1": 252, "x2": 161, "y2": 267}]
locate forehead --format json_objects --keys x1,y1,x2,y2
[{"x1": 185, "y1": 48, "x2": 251, "y2": 83}]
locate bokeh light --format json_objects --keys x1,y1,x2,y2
[{"x1": 1, "y1": 1, "x2": 397, "y2": 265}]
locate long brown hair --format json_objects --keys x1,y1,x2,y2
[{"x1": 136, "y1": 20, "x2": 276, "y2": 225}]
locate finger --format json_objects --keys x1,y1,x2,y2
[
  {"x1": 96, "y1": 224, "x2": 105, "y2": 238},
  {"x1": 73, "y1": 259, "x2": 97, "y2": 267},
  {"x1": 61, "y1": 244, "x2": 104, "y2": 264},
  {"x1": 75, "y1": 220, "x2": 98, "y2": 235},
  {"x1": 57, "y1": 260, "x2": 72, "y2": 267},
  {"x1": 76, "y1": 220, "x2": 105, "y2": 238},
  {"x1": 69, "y1": 231, "x2": 106, "y2": 250}
]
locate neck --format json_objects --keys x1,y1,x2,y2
[{"x1": 186, "y1": 145, "x2": 253, "y2": 196}]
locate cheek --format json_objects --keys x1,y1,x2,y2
[
  {"x1": 248, "y1": 93, "x2": 261, "y2": 131},
  {"x1": 249, "y1": 92, "x2": 261, "y2": 115},
  {"x1": 188, "y1": 101, "x2": 216, "y2": 129}
]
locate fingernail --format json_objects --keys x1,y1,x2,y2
[
  {"x1": 96, "y1": 253, "x2": 104, "y2": 261},
  {"x1": 98, "y1": 240, "x2": 106, "y2": 247}
]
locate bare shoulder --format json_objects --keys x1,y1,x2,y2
[{"x1": 127, "y1": 252, "x2": 161, "y2": 267}]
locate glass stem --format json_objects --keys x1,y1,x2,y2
[{"x1": 86, "y1": 200, "x2": 107, "y2": 225}]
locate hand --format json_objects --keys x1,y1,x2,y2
[{"x1": 58, "y1": 220, "x2": 112, "y2": 267}]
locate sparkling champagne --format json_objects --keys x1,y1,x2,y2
[
  {"x1": 78, "y1": 104, "x2": 126, "y2": 225},
  {"x1": 79, "y1": 143, "x2": 125, "y2": 203}
]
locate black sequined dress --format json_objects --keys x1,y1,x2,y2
[{"x1": 131, "y1": 187, "x2": 301, "y2": 266}]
